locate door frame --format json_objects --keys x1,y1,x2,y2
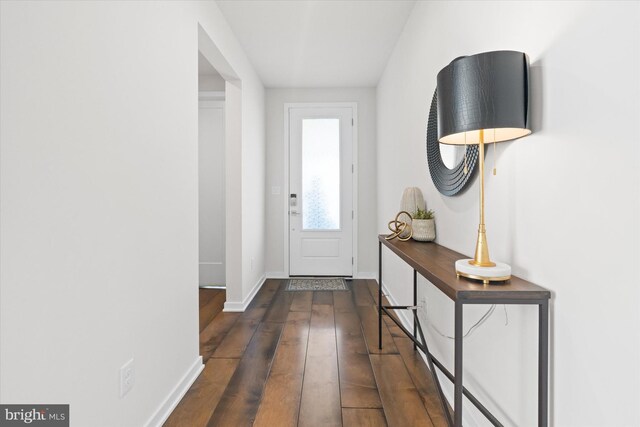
[
  {"x1": 198, "y1": 24, "x2": 244, "y2": 308},
  {"x1": 283, "y1": 102, "x2": 358, "y2": 277}
]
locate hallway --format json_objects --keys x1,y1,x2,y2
[{"x1": 165, "y1": 280, "x2": 448, "y2": 426}]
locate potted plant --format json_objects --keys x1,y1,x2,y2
[{"x1": 411, "y1": 208, "x2": 436, "y2": 242}]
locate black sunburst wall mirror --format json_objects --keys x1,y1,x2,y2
[{"x1": 426, "y1": 90, "x2": 479, "y2": 196}]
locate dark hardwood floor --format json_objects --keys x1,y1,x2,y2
[{"x1": 164, "y1": 280, "x2": 447, "y2": 427}]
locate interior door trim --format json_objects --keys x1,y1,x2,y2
[{"x1": 283, "y1": 102, "x2": 358, "y2": 278}]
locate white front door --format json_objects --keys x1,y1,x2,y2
[
  {"x1": 199, "y1": 100, "x2": 225, "y2": 286},
  {"x1": 289, "y1": 107, "x2": 353, "y2": 277}
]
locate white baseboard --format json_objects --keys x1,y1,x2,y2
[
  {"x1": 144, "y1": 356, "x2": 204, "y2": 427},
  {"x1": 355, "y1": 272, "x2": 377, "y2": 280},
  {"x1": 223, "y1": 274, "x2": 266, "y2": 312},
  {"x1": 265, "y1": 271, "x2": 289, "y2": 279}
]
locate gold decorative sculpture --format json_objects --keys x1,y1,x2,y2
[{"x1": 385, "y1": 211, "x2": 413, "y2": 241}]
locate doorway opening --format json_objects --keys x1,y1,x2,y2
[
  {"x1": 198, "y1": 51, "x2": 226, "y2": 290},
  {"x1": 197, "y1": 50, "x2": 226, "y2": 334}
]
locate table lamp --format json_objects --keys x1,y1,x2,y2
[{"x1": 437, "y1": 50, "x2": 530, "y2": 284}]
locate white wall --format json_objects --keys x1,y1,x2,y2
[
  {"x1": 0, "y1": 1, "x2": 265, "y2": 426},
  {"x1": 377, "y1": 1, "x2": 640, "y2": 426},
  {"x1": 240, "y1": 82, "x2": 267, "y2": 303},
  {"x1": 198, "y1": 74, "x2": 226, "y2": 91},
  {"x1": 265, "y1": 88, "x2": 377, "y2": 278}
]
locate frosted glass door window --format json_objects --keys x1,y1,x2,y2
[{"x1": 302, "y1": 118, "x2": 340, "y2": 230}]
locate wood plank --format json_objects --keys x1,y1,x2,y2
[
  {"x1": 289, "y1": 291, "x2": 313, "y2": 312},
  {"x1": 334, "y1": 288, "x2": 382, "y2": 407},
  {"x1": 365, "y1": 279, "x2": 382, "y2": 306},
  {"x1": 312, "y1": 290, "x2": 334, "y2": 305},
  {"x1": 335, "y1": 310, "x2": 382, "y2": 408},
  {"x1": 210, "y1": 311, "x2": 266, "y2": 359},
  {"x1": 200, "y1": 311, "x2": 241, "y2": 362},
  {"x1": 353, "y1": 280, "x2": 375, "y2": 306},
  {"x1": 262, "y1": 281, "x2": 294, "y2": 323},
  {"x1": 383, "y1": 315, "x2": 407, "y2": 338},
  {"x1": 298, "y1": 304, "x2": 342, "y2": 427},
  {"x1": 364, "y1": 279, "x2": 448, "y2": 424},
  {"x1": 199, "y1": 288, "x2": 217, "y2": 309},
  {"x1": 333, "y1": 289, "x2": 355, "y2": 313},
  {"x1": 206, "y1": 322, "x2": 284, "y2": 427},
  {"x1": 364, "y1": 262, "x2": 449, "y2": 425},
  {"x1": 356, "y1": 304, "x2": 398, "y2": 354},
  {"x1": 370, "y1": 354, "x2": 434, "y2": 427},
  {"x1": 200, "y1": 290, "x2": 226, "y2": 332},
  {"x1": 394, "y1": 337, "x2": 449, "y2": 427},
  {"x1": 368, "y1": 285, "x2": 409, "y2": 339},
  {"x1": 367, "y1": 278, "x2": 406, "y2": 331},
  {"x1": 247, "y1": 280, "x2": 281, "y2": 310},
  {"x1": 164, "y1": 358, "x2": 238, "y2": 427},
  {"x1": 380, "y1": 296, "x2": 407, "y2": 337},
  {"x1": 342, "y1": 408, "x2": 388, "y2": 427},
  {"x1": 211, "y1": 281, "x2": 279, "y2": 359},
  {"x1": 253, "y1": 311, "x2": 311, "y2": 427}
]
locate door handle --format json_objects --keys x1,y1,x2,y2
[{"x1": 290, "y1": 210, "x2": 300, "y2": 215}]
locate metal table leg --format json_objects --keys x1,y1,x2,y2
[
  {"x1": 413, "y1": 269, "x2": 417, "y2": 350},
  {"x1": 454, "y1": 300, "x2": 463, "y2": 426},
  {"x1": 539, "y1": 300, "x2": 549, "y2": 426},
  {"x1": 378, "y1": 241, "x2": 383, "y2": 350}
]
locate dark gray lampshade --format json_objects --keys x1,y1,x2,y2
[{"x1": 437, "y1": 50, "x2": 530, "y2": 145}]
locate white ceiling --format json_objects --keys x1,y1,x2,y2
[{"x1": 216, "y1": 0, "x2": 416, "y2": 87}]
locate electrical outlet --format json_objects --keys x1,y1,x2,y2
[{"x1": 120, "y1": 358, "x2": 135, "y2": 398}]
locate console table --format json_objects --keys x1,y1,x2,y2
[{"x1": 378, "y1": 235, "x2": 550, "y2": 427}]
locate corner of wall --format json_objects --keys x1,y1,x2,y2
[
  {"x1": 144, "y1": 357, "x2": 204, "y2": 427},
  {"x1": 224, "y1": 274, "x2": 266, "y2": 312}
]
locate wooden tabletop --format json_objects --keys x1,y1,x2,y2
[{"x1": 379, "y1": 235, "x2": 550, "y2": 302}]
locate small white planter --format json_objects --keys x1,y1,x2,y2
[{"x1": 412, "y1": 219, "x2": 436, "y2": 242}]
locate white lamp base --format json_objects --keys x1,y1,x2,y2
[{"x1": 455, "y1": 259, "x2": 511, "y2": 285}]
